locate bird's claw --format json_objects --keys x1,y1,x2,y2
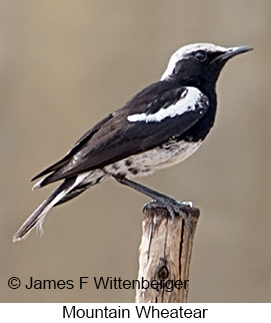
[{"x1": 143, "y1": 197, "x2": 193, "y2": 228}]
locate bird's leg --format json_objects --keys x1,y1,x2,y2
[{"x1": 113, "y1": 175, "x2": 192, "y2": 227}]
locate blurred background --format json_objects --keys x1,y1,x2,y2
[{"x1": 1, "y1": 0, "x2": 270, "y2": 302}]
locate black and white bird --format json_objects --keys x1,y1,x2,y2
[{"x1": 13, "y1": 43, "x2": 252, "y2": 242}]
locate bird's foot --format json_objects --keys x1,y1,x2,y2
[{"x1": 143, "y1": 197, "x2": 193, "y2": 228}]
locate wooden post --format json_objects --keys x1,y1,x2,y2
[{"x1": 135, "y1": 205, "x2": 200, "y2": 303}]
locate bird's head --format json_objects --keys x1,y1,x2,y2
[{"x1": 161, "y1": 43, "x2": 252, "y2": 90}]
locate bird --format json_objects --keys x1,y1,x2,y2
[{"x1": 13, "y1": 43, "x2": 252, "y2": 242}]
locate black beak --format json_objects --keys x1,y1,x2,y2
[{"x1": 214, "y1": 46, "x2": 253, "y2": 62}]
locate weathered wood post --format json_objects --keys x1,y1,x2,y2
[{"x1": 136, "y1": 205, "x2": 200, "y2": 303}]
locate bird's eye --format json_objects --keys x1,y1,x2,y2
[{"x1": 194, "y1": 50, "x2": 207, "y2": 62}]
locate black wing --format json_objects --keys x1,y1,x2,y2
[
  {"x1": 32, "y1": 113, "x2": 114, "y2": 181},
  {"x1": 34, "y1": 81, "x2": 209, "y2": 187}
]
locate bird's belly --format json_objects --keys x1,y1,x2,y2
[{"x1": 104, "y1": 140, "x2": 202, "y2": 178}]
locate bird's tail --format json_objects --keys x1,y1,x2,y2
[{"x1": 13, "y1": 173, "x2": 89, "y2": 242}]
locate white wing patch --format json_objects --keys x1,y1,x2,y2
[{"x1": 127, "y1": 87, "x2": 207, "y2": 123}]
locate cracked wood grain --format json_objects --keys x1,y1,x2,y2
[{"x1": 135, "y1": 205, "x2": 200, "y2": 303}]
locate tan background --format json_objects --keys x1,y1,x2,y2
[{"x1": 1, "y1": 0, "x2": 270, "y2": 302}]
